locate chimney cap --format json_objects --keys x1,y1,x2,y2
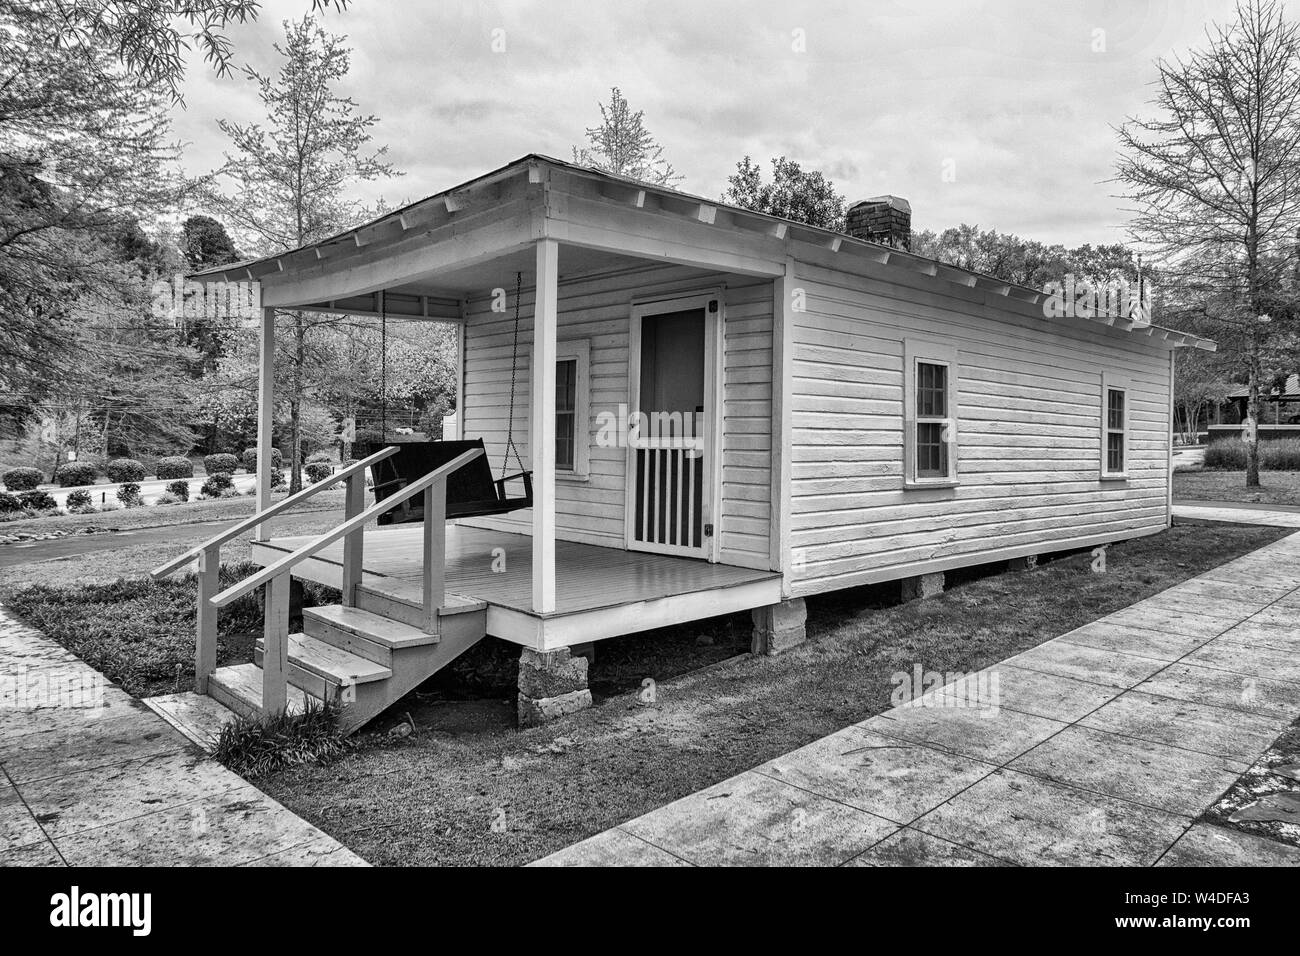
[{"x1": 848, "y1": 195, "x2": 912, "y2": 215}]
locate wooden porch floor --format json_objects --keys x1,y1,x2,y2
[{"x1": 257, "y1": 525, "x2": 779, "y2": 618}]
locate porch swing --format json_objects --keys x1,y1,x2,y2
[{"x1": 359, "y1": 275, "x2": 533, "y2": 526}]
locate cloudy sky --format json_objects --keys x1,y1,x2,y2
[{"x1": 173, "y1": 0, "x2": 1251, "y2": 247}]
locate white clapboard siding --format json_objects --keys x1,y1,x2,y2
[
  {"x1": 460, "y1": 263, "x2": 772, "y2": 567},
  {"x1": 787, "y1": 258, "x2": 1173, "y2": 597}
]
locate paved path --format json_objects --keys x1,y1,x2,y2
[
  {"x1": 0, "y1": 610, "x2": 365, "y2": 866},
  {"x1": 1175, "y1": 503, "x2": 1300, "y2": 527},
  {"x1": 537, "y1": 531, "x2": 1300, "y2": 866}
]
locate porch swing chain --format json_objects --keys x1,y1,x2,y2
[{"x1": 501, "y1": 270, "x2": 526, "y2": 479}]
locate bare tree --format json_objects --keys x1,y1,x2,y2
[
  {"x1": 1116, "y1": 0, "x2": 1300, "y2": 486},
  {"x1": 573, "y1": 87, "x2": 682, "y2": 187},
  {"x1": 208, "y1": 16, "x2": 397, "y2": 490}
]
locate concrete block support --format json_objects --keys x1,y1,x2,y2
[
  {"x1": 517, "y1": 647, "x2": 591, "y2": 728},
  {"x1": 900, "y1": 571, "x2": 945, "y2": 602},
  {"x1": 1007, "y1": 555, "x2": 1038, "y2": 572},
  {"x1": 751, "y1": 598, "x2": 808, "y2": 655}
]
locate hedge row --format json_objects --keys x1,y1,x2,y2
[{"x1": 1204, "y1": 438, "x2": 1300, "y2": 471}]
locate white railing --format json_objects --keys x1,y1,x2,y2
[
  {"x1": 205, "y1": 448, "x2": 484, "y2": 715},
  {"x1": 150, "y1": 446, "x2": 400, "y2": 696}
]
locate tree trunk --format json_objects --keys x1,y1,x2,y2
[
  {"x1": 1246, "y1": 362, "x2": 1261, "y2": 488},
  {"x1": 289, "y1": 311, "x2": 305, "y2": 493}
]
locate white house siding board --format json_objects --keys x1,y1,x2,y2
[
  {"x1": 460, "y1": 264, "x2": 773, "y2": 563},
  {"x1": 788, "y1": 260, "x2": 1172, "y2": 596}
]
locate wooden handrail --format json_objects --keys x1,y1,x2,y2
[
  {"x1": 209, "y1": 448, "x2": 484, "y2": 608},
  {"x1": 149, "y1": 446, "x2": 400, "y2": 580}
]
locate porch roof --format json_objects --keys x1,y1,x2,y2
[{"x1": 193, "y1": 153, "x2": 1215, "y2": 351}]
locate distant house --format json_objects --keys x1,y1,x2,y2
[
  {"x1": 1204, "y1": 373, "x2": 1300, "y2": 442},
  {"x1": 161, "y1": 154, "x2": 1213, "y2": 730}
]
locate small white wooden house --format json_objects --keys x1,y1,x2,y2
[{"x1": 160, "y1": 154, "x2": 1212, "y2": 730}]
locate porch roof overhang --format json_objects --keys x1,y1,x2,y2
[{"x1": 193, "y1": 153, "x2": 1215, "y2": 351}]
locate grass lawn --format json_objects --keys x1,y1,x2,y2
[
  {"x1": 1174, "y1": 470, "x2": 1300, "y2": 506},
  {"x1": 228, "y1": 520, "x2": 1286, "y2": 866}
]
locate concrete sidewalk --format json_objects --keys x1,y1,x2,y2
[
  {"x1": 1175, "y1": 502, "x2": 1300, "y2": 526},
  {"x1": 536, "y1": 532, "x2": 1300, "y2": 867},
  {"x1": 0, "y1": 610, "x2": 365, "y2": 867}
]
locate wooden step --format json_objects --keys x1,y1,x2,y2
[
  {"x1": 207, "y1": 663, "x2": 319, "y2": 720},
  {"x1": 355, "y1": 585, "x2": 485, "y2": 631},
  {"x1": 255, "y1": 632, "x2": 392, "y2": 691},
  {"x1": 303, "y1": 605, "x2": 440, "y2": 669}
]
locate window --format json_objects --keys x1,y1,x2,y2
[
  {"x1": 1101, "y1": 374, "x2": 1128, "y2": 479},
  {"x1": 904, "y1": 339, "x2": 959, "y2": 486},
  {"x1": 555, "y1": 357, "x2": 578, "y2": 471},
  {"x1": 915, "y1": 362, "x2": 949, "y2": 478},
  {"x1": 551, "y1": 340, "x2": 590, "y2": 477}
]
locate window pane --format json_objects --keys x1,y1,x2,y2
[
  {"x1": 1107, "y1": 389, "x2": 1124, "y2": 431},
  {"x1": 556, "y1": 412, "x2": 575, "y2": 470},
  {"x1": 555, "y1": 358, "x2": 578, "y2": 470},
  {"x1": 917, "y1": 362, "x2": 947, "y2": 418},
  {"x1": 556, "y1": 359, "x2": 576, "y2": 413},
  {"x1": 1106, "y1": 432, "x2": 1124, "y2": 473},
  {"x1": 916, "y1": 422, "x2": 948, "y2": 478}
]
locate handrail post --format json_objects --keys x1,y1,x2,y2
[
  {"x1": 341, "y1": 470, "x2": 365, "y2": 606},
  {"x1": 421, "y1": 478, "x2": 447, "y2": 632},
  {"x1": 195, "y1": 544, "x2": 219, "y2": 693},
  {"x1": 262, "y1": 573, "x2": 290, "y2": 715}
]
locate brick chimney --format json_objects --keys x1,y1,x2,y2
[{"x1": 845, "y1": 195, "x2": 912, "y2": 250}]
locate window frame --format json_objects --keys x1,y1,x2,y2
[
  {"x1": 554, "y1": 339, "x2": 590, "y2": 478},
  {"x1": 1100, "y1": 372, "x2": 1129, "y2": 481},
  {"x1": 521, "y1": 338, "x2": 591, "y2": 479},
  {"x1": 903, "y1": 338, "x2": 960, "y2": 489}
]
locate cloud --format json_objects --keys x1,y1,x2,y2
[{"x1": 170, "y1": 0, "x2": 1241, "y2": 247}]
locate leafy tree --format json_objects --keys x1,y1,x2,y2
[
  {"x1": 26, "y1": 0, "x2": 353, "y2": 100},
  {"x1": 573, "y1": 87, "x2": 682, "y2": 187},
  {"x1": 0, "y1": 1, "x2": 184, "y2": 409},
  {"x1": 910, "y1": 224, "x2": 1149, "y2": 294},
  {"x1": 179, "y1": 215, "x2": 242, "y2": 372},
  {"x1": 722, "y1": 156, "x2": 846, "y2": 230},
  {"x1": 206, "y1": 15, "x2": 398, "y2": 490},
  {"x1": 181, "y1": 215, "x2": 241, "y2": 270},
  {"x1": 1116, "y1": 0, "x2": 1300, "y2": 486}
]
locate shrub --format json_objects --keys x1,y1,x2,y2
[
  {"x1": 167, "y1": 479, "x2": 190, "y2": 502},
  {"x1": 212, "y1": 699, "x2": 353, "y2": 777},
  {"x1": 2, "y1": 466, "x2": 42, "y2": 491},
  {"x1": 54, "y1": 461, "x2": 97, "y2": 487},
  {"x1": 241, "y1": 446, "x2": 283, "y2": 473},
  {"x1": 304, "y1": 462, "x2": 333, "y2": 483},
  {"x1": 155, "y1": 491, "x2": 181, "y2": 505},
  {"x1": 200, "y1": 472, "x2": 234, "y2": 498},
  {"x1": 104, "y1": 458, "x2": 146, "y2": 483},
  {"x1": 271, "y1": 468, "x2": 287, "y2": 489},
  {"x1": 66, "y1": 489, "x2": 94, "y2": 511},
  {"x1": 203, "y1": 453, "x2": 239, "y2": 475},
  {"x1": 0, "y1": 491, "x2": 22, "y2": 512},
  {"x1": 117, "y1": 482, "x2": 143, "y2": 507},
  {"x1": 306, "y1": 450, "x2": 333, "y2": 464},
  {"x1": 155, "y1": 456, "x2": 194, "y2": 479},
  {"x1": 1264, "y1": 438, "x2": 1300, "y2": 470},
  {"x1": 19, "y1": 490, "x2": 56, "y2": 511},
  {"x1": 1204, "y1": 437, "x2": 1300, "y2": 471}
]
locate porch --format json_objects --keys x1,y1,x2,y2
[{"x1": 251, "y1": 524, "x2": 782, "y2": 649}]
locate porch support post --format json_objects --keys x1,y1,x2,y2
[
  {"x1": 530, "y1": 239, "x2": 558, "y2": 613},
  {"x1": 254, "y1": 305, "x2": 275, "y2": 540}
]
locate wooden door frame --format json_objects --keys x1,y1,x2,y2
[{"x1": 625, "y1": 289, "x2": 724, "y2": 562}]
